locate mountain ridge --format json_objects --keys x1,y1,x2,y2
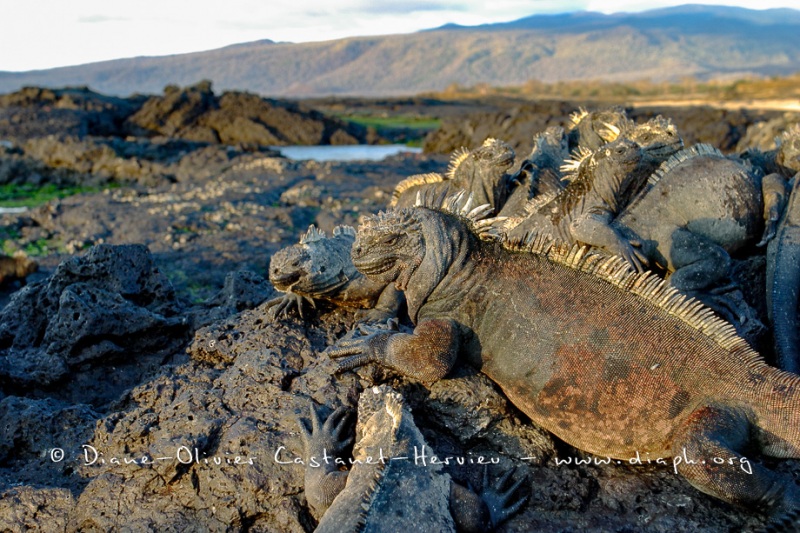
[{"x1": 1, "y1": 4, "x2": 798, "y2": 98}]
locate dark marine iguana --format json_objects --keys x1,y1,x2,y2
[
  {"x1": 768, "y1": 174, "x2": 800, "y2": 374},
  {"x1": 741, "y1": 124, "x2": 800, "y2": 179},
  {"x1": 297, "y1": 385, "x2": 525, "y2": 532},
  {"x1": 500, "y1": 138, "x2": 656, "y2": 270},
  {"x1": 497, "y1": 126, "x2": 569, "y2": 218},
  {"x1": 266, "y1": 225, "x2": 402, "y2": 322},
  {"x1": 267, "y1": 139, "x2": 516, "y2": 322},
  {"x1": 326, "y1": 192, "x2": 800, "y2": 518},
  {"x1": 554, "y1": 144, "x2": 786, "y2": 310},
  {"x1": 498, "y1": 117, "x2": 684, "y2": 269},
  {"x1": 389, "y1": 137, "x2": 516, "y2": 212}
]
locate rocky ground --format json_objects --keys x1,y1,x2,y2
[{"x1": 0, "y1": 87, "x2": 797, "y2": 532}]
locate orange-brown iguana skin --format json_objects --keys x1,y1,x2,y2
[{"x1": 328, "y1": 194, "x2": 800, "y2": 518}]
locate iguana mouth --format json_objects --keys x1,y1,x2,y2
[
  {"x1": 352, "y1": 256, "x2": 397, "y2": 278},
  {"x1": 270, "y1": 270, "x2": 303, "y2": 290}
]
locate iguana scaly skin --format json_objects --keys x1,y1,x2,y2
[
  {"x1": 297, "y1": 385, "x2": 525, "y2": 532},
  {"x1": 266, "y1": 225, "x2": 402, "y2": 322},
  {"x1": 573, "y1": 145, "x2": 782, "y2": 299},
  {"x1": 498, "y1": 126, "x2": 569, "y2": 218},
  {"x1": 741, "y1": 124, "x2": 800, "y2": 179},
  {"x1": 390, "y1": 137, "x2": 515, "y2": 212},
  {"x1": 327, "y1": 193, "x2": 800, "y2": 515},
  {"x1": 767, "y1": 174, "x2": 800, "y2": 373},
  {"x1": 567, "y1": 107, "x2": 633, "y2": 151},
  {"x1": 569, "y1": 108, "x2": 684, "y2": 163},
  {"x1": 502, "y1": 138, "x2": 655, "y2": 270}
]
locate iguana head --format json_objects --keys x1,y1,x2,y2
[
  {"x1": 627, "y1": 115, "x2": 683, "y2": 163},
  {"x1": 447, "y1": 138, "x2": 516, "y2": 209},
  {"x1": 352, "y1": 192, "x2": 493, "y2": 320},
  {"x1": 567, "y1": 107, "x2": 634, "y2": 151},
  {"x1": 777, "y1": 124, "x2": 800, "y2": 173},
  {"x1": 268, "y1": 225, "x2": 355, "y2": 297},
  {"x1": 562, "y1": 138, "x2": 650, "y2": 212},
  {"x1": 351, "y1": 209, "x2": 425, "y2": 292}
]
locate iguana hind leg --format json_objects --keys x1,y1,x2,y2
[{"x1": 671, "y1": 404, "x2": 799, "y2": 514}]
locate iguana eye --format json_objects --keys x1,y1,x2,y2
[{"x1": 382, "y1": 235, "x2": 399, "y2": 246}]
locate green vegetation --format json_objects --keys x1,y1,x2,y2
[
  {"x1": 343, "y1": 114, "x2": 441, "y2": 131},
  {"x1": 338, "y1": 114, "x2": 441, "y2": 145},
  {"x1": 0, "y1": 182, "x2": 118, "y2": 208}
]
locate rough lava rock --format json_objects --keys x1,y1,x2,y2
[{"x1": 0, "y1": 243, "x2": 187, "y2": 387}]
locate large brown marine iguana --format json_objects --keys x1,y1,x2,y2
[
  {"x1": 297, "y1": 385, "x2": 525, "y2": 532},
  {"x1": 266, "y1": 225, "x2": 402, "y2": 322},
  {"x1": 326, "y1": 193, "x2": 800, "y2": 518}
]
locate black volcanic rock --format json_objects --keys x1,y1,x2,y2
[
  {"x1": 124, "y1": 81, "x2": 366, "y2": 146},
  {"x1": 0, "y1": 244, "x2": 187, "y2": 387}
]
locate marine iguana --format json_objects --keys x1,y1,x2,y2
[
  {"x1": 567, "y1": 106, "x2": 633, "y2": 151},
  {"x1": 297, "y1": 385, "x2": 525, "y2": 532},
  {"x1": 0, "y1": 253, "x2": 37, "y2": 286},
  {"x1": 568, "y1": 108, "x2": 684, "y2": 163},
  {"x1": 390, "y1": 137, "x2": 515, "y2": 212},
  {"x1": 561, "y1": 145, "x2": 785, "y2": 309},
  {"x1": 266, "y1": 225, "x2": 402, "y2": 323},
  {"x1": 767, "y1": 174, "x2": 800, "y2": 373},
  {"x1": 741, "y1": 125, "x2": 800, "y2": 179},
  {"x1": 498, "y1": 126, "x2": 569, "y2": 218},
  {"x1": 326, "y1": 192, "x2": 800, "y2": 518},
  {"x1": 501, "y1": 138, "x2": 656, "y2": 270}
]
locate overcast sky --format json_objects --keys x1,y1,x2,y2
[{"x1": 2, "y1": 0, "x2": 799, "y2": 72}]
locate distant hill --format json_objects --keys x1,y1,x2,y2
[{"x1": 1, "y1": 4, "x2": 798, "y2": 98}]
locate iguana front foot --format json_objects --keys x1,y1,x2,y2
[
  {"x1": 265, "y1": 292, "x2": 316, "y2": 320},
  {"x1": 326, "y1": 323, "x2": 398, "y2": 373},
  {"x1": 479, "y1": 466, "x2": 528, "y2": 528},
  {"x1": 327, "y1": 318, "x2": 459, "y2": 383},
  {"x1": 296, "y1": 404, "x2": 353, "y2": 518}
]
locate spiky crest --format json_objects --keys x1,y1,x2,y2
[
  {"x1": 560, "y1": 146, "x2": 594, "y2": 181},
  {"x1": 413, "y1": 190, "x2": 499, "y2": 237},
  {"x1": 569, "y1": 107, "x2": 589, "y2": 127},
  {"x1": 776, "y1": 123, "x2": 800, "y2": 147},
  {"x1": 446, "y1": 147, "x2": 471, "y2": 181},
  {"x1": 647, "y1": 143, "x2": 722, "y2": 186},
  {"x1": 299, "y1": 224, "x2": 326, "y2": 244},
  {"x1": 500, "y1": 230, "x2": 768, "y2": 367},
  {"x1": 389, "y1": 173, "x2": 445, "y2": 207},
  {"x1": 332, "y1": 225, "x2": 356, "y2": 238}
]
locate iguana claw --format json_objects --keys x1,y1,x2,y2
[
  {"x1": 296, "y1": 404, "x2": 353, "y2": 455},
  {"x1": 265, "y1": 292, "x2": 315, "y2": 320},
  {"x1": 326, "y1": 322, "x2": 398, "y2": 373},
  {"x1": 480, "y1": 465, "x2": 528, "y2": 527}
]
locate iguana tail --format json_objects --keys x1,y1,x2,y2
[{"x1": 767, "y1": 176, "x2": 800, "y2": 373}]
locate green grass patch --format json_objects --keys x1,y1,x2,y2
[
  {"x1": 343, "y1": 115, "x2": 441, "y2": 131},
  {"x1": 0, "y1": 182, "x2": 119, "y2": 208}
]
